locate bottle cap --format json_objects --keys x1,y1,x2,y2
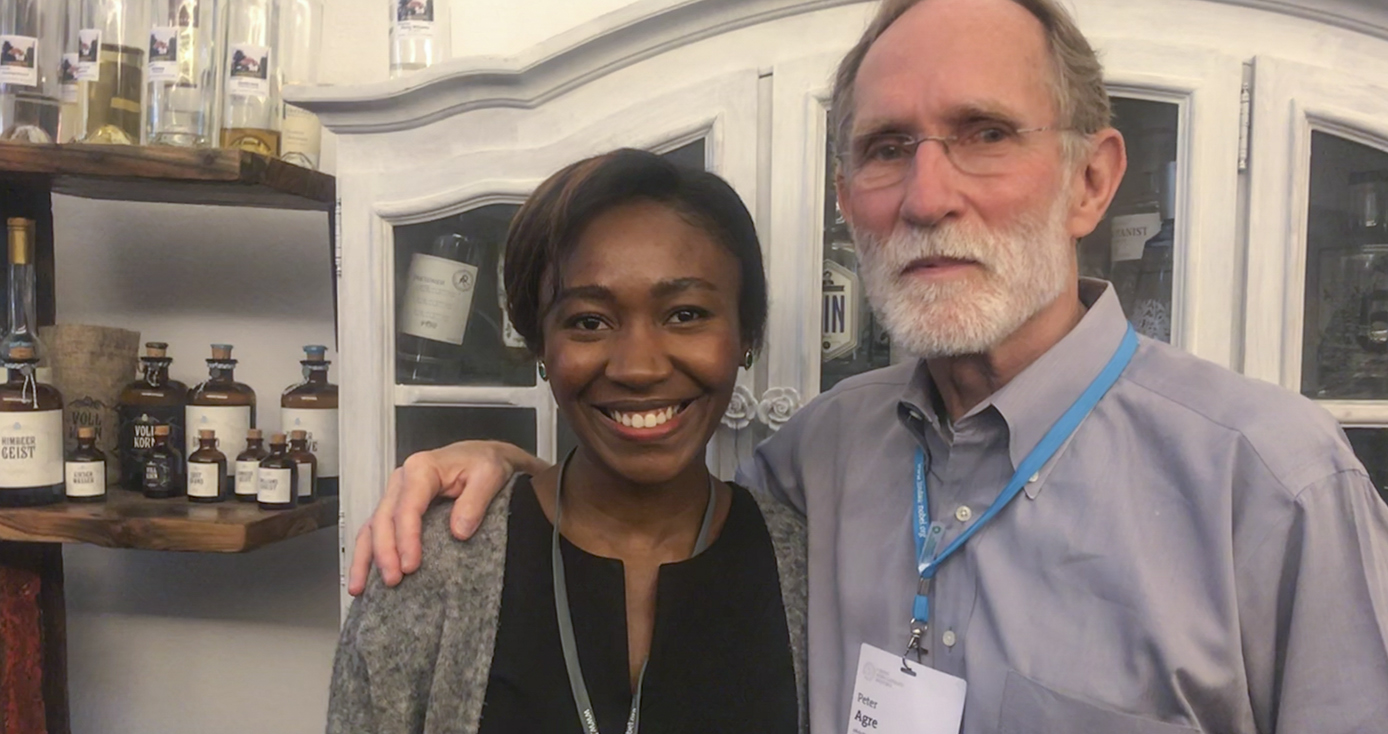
[
  {"x1": 8, "y1": 218, "x2": 33, "y2": 265},
  {"x1": 7, "y1": 345, "x2": 35, "y2": 361},
  {"x1": 6, "y1": 217, "x2": 32, "y2": 229},
  {"x1": 247, "y1": 428, "x2": 263, "y2": 439},
  {"x1": 154, "y1": 424, "x2": 171, "y2": 436},
  {"x1": 210, "y1": 344, "x2": 233, "y2": 360},
  {"x1": 303, "y1": 345, "x2": 328, "y2": 361},
  {"x1": 77, "y1": 427, "x2": 95, "y2": 439},
  {"x1": 199, "y1": 429, "x2": 215, "y2": 439},
  {"x1": 271, "y1": 432, "x2": 287, "y2": 443},
  {"x1": 290, "y1": 429, "x2": 307, "y2": 440},
  {"x1": 145, "y1": 342, "x2": 169, "y2": 358}
]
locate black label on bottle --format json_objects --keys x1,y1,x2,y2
[
  {"x1": 118, "y1": 404, "x2": 184, "y2": 488},
  {"x1": 142, "y1": 452, "x2": 181, "y2": 495}
]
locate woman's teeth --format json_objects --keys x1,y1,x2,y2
[{"x1": 610, "y1": 405, "x2": 679, "y2": 428}]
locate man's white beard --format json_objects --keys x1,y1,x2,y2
[{"x1": 854, "y1": 193, "x2": 1073, "y2": 359}]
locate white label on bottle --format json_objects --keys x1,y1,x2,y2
[
  {"x1": 281, "y1": 105, "x2": 321, "y2": 168},
  {"x1": 400, "y1": 253, "x2": 478, "y2": 345},
  {"x1": 227, "y1": 43, "x2": 270, "y2": 99},
  {"x1": 296, "y1": 461, "x2": 313, "y2": 498},
  {"x1": 235, "y1": 460, "x2": 259, "y2": 497},
  {"x1": 0, "y1": 35, "x2": 39, "y2": 86},
  {"x1": 76, "y1": 29, "x2": 101, "y2": 81},
  {"x1": 822, "y1": 260, "x2": 860, "y2": 361},
  {"x1": 187, "y1": 462, "x2": 222, "y2": 498},
  {"x1": 258, "y1": 466, "x2": 293, "y2": 504},
  {"x1": 282, "y1": 408, "x2": 338, "y2": 477},
  {"x1": 60, "y1": 53, "x2": 79, "y2": 101},
  {"x1": 392, "y1": 20, "x2": 435, "y2": 41},
  {"x1": 184, "y1": 405, "x2": 252, "y2": 461},
  {"x1": 0, "y1": 409, "x2": 63, "y2": 488},
  {"x1": 148, "y1": 26, "x2": 181, "y2": 82},
  {"x1": 393, "y1": 0, "x2": 435, "y2": 41},
  {"x1": 65, "y1": 460, "x2": 105, "y2": 498},
  {"x1": 1111, "y1": 213, "x2": 1162, "y2": 263}
]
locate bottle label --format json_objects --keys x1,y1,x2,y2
[
  {"x1": 118, "y1": 404, "x2": 184, "y2": 487},
  {"x1": 184, "y1": 405, "x2": 252, "y2": 460},
  {"x1": 142, "y1": 452, "x2": 181, "y2": 493},
  {"x1": 60, "y1": 53, "x2": 79, "y2": 101},
  {"x1": 822, "y1": 260, "x2": 860, "y2": 362},
  {"x1": 1111, "y1": 213, "x2": 1161, "y2": 263},
  {"x1": 76, "y1": 29, "x2": 101, "y2": 81},
  {"x1": 258, "y1": 467, "x2": 293, "y2": 504},
  {"x1": 296, "y1": 461, "x2": 313, "y2": 498},
  {"x1": 0, "y1": 35, "x2": 38, "y2": 87},
  {"x1": 227, "y1": 43, "x2": 270, "y2": 99},
  {"x1": 393, "y1": 0, "x2": 435, "y2": 40},
  {"x1": 282, "y1": 408, "x2": 338, "y2": 477},
  {"x1": 400, "y1": 253, "x2": 479, "y2": 345},
  {"x1": 0, "y1": 410, "x2": 63, "y2": 488},
  {"x1": 235, "y1": 460, "x2": 259, "y2": 496},
  {"x1": 148, "y1": 26, "x2": 181, "y2": 82},
  {"x1": 281, "y1": 105, "x2": 321, "y2": 168},
  {"x1": 65, "y1": 460, "x2": 106, "y2": 498},
  {"x1": 187, "y1": 462, "x2": 222, "y2": 498}
]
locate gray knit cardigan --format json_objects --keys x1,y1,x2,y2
[{"x1": 327, "y1": 480, "x2": 808, "y2": 734}]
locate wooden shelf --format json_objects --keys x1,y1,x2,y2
[
  {"x1": 0, "y1": 142, "x2": 335, "y2": 211},
  {"x1": 0, "y1": 490, "x2": 338, "y2": 553}
]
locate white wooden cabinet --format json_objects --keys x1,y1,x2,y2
[{"x1": 289, "y1": 0, "x2": 1388, "y2": 612}]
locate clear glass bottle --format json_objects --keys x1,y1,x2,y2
[
  {"x1": 281, "y1": 344, "x2": 336, "y2": 496},
  {"x1": 141, "y1": 421, "x2": 182, "y2": 498},
  {"x1": 0, "y1": 345, "x2": 63, "y2": 507},
  {"x1": 146, "y1": 0, "x2": 219, "y2": 146},
  {"x1": 2, "y1": 218, "x2": 50, "y2": 384},
  {"x1": 233, "y1": 426, "x2": 265, "y2": 502},
  {"x1": 77, "y1": 0, "x2": 147, "y2": 144},
  {"x1": 185, "y1": 343, "x2": 255, "y2": 485},
  {"x1": 58, "y1": 0, "x2": 83, "y2": 141},
  {"x1": 287, "y1": 428, "x2": 315, "y2": 504},
  {"x1": 389, "y1": 0, "x2": 448, "y2": 78},
  {"x1": 65, "y1": 424, "x2": 106, "y2": 502},
  {"x1": 186, "y1": 427, "x2": 226, "y2": 502},
  {"x1": 219, "y1": 0, "x2": 278, "y2": 155},
  {"x1": 116, "y1": 341, "x2": 187, "y2": 489},
  {"x1": 1132, "y1": 162, "x2": 1177, "y2": 343},
  {"x1": 278, "y1": 0, "x2": 319, "y2": 168},
  {"x1": 0, "y1": 0, "x2": 60, "y2": 142},
  {"x1": 397, "y1": 232, "x2": 487, "y2": 383},
  {"x1": 256, "y1": 431, "x2": 296, "y2": 510}
]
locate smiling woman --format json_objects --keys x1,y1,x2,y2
[{"x1": 327, "y1": 149, "x2": 807, "y2": 734}]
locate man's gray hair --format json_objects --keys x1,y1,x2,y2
[{"x1": 829, "y1": 0, "x2": 1111, "y2": 167}]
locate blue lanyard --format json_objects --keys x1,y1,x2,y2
[{"x1": 910, "y1": 325, "x2": 1138, "y2": 635}]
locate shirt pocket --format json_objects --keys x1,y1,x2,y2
[{"x1": 997, "y1": 670, "x2": 1202, "y2": 734}]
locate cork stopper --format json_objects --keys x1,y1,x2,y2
[
  {"x1": 199, "y1": 429, "x2": 216, "y2": 440},
  {"x1": 246, "y1": 428, "x2": 263, "y2": 439},
  {"x1": 270, "y1": 432, "x2": 287, "y2": 443},
  {"x1": 7, "y1": 345, "x2": 35, "y2": 361},
  {"x1": 210, "y1": 344, "x2": 234, "y2": 360},
  {"x1": 145, "y1": 342, "x2": 169, "y2": 358},
  {"x1": 303, "y1": 345, "x2": 328, "y2": 362},
  {"x1": 7, "y1": 218, "x2": 32, "y2": 265},
  {"x1": 290, "y1": 429, "x2": 307, "y2": 441},
  {"x1": 154, "y1": 424, "x2": 171, "y2": 436},
  {"x1": 77, "y1": 427, "x2": 95, "y2": 439}
]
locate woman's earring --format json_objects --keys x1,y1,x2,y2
[
  {"x1": 743, "y1": 350, "x2": 755, "y2": 370},
  {"x1": 538, "y1": 361, "x2": 547, "y2": 381}
]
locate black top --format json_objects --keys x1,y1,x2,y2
[{"x1": 478, "y1": 476, "x2": 798, "y2": 734}]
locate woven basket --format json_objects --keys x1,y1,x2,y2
[{"x1": 38, "y1": 324, "x2": 141, "y2": 483}]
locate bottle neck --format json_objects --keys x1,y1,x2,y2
[
  {"x1": 303, "y1": 364, "x2": 330, "y2": 384},
  {"x1": 269, "y1": 443, "x2": 287, "y2": 455},
  {"x1": 6, "y1": 259, "x2": 36, "y2": 347},
  {"x1": 246, "y1": 439, "x2": 264, "y2": 452},
  {"x1": 198, "y1": 439, "x2": 217, "y2": 451},
  {"x1": 208, "y1": 361, "x2": 237, "y2": 381},
  {"x1": 142, "y1": 359, "x2": 172, "y2": 386}
]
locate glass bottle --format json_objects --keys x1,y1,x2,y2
[
  {"x1": 146, "y1": 0, "x2": 220, "y2": 147},
  {"x1": 0, "y1": 0, "x2": 60, "y2": 142},
  {"x1": 2, "y1": 218, "x2": 50, "y2": 385},
  {"x1": 220, "y1": 0, "x2": 278, "y2": 155},
  {"x1": 77, "y1": 0, "x2": 147, "y2": 144},
  {"x1": 397, "y1": 232, "x2": 487, "y2": 384},
  {"x1": 1132, "y1": 162, "x2": 1177, "y2": 343},
  {"x1": 186, "y1": 427, "x2": 226, "y2": 502},
  {"x1": 278, "y1": 0, "x2": 319, "y2": 168},
  {"x1": 117, "y1": 341, "x2": 187, "y2": 489},
  {"x1": 287, "y1": 428, "x2": 315, "y2": 504},
  {"x1": 0, "y1": 345, "x2": 63, "y2": 507},
  {"x1": 233, "y1": 426, "x2": 265, "y2": 502},
  {"x1": 65, "y1": 424, "x2": 106, "y2": 502},
  {"x1": 141, "y1": 421, "x2": 182, "y2": 498},
  {"x1": 58, "y1": 0, "x2": 83, "y2": 141},
  {"x1": 389, "y1": 0, "x2": 448, "y2": 78},
  {"x1": 185, "y1": 343, "x2": 255, "y2": 485},
  {"x1": 256, "y1": 431, "x2": 296, "y2": 510},
  {"x1": 281, "y1": 344, "x2": 336, "y2": 496}
]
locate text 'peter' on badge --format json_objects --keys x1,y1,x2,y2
[{"x1": 847, "y1": 643, "x2": 966, "y2": 734}]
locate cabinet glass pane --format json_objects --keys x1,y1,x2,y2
[
  {"x1": 396, "y1": 406, "x2": 537, "y2": 463},
  {"x1": 394, "y1": 204, "x2": 535, "y2": 387},
  {"x1": 1300, "y1": 132, "x2": 1388, "y2": 399},
  {"x1": 1345, "y1": 428, "x2": 1388, "y2": 506},
  {"x1": 1077, "y1": 98, "x2": 1180, "y2": 342},
  {"x1": 662, "y1": 139, "x2": 706, "y2": 170}
]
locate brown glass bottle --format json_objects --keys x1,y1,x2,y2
[
  {"x1": 117, "y1": 342, "x2": 189, "y2": 489},
  {"x1": 187, "y1": 429, "x2": 228, "y2": 503},
  {"x1": 186, "y1": 344, "x2": 256, "y2": 486},
  {"x1": 287, "y1": 429, "x2": 318, "y2": 504},
  {"x1": 234, "y1": 428, "x2": 268, "y2": 503},
  {"x1": 257, "y1": 433, "x2": 297, "y2": 510},
  {"x1": 281, "y1": 345, "x2": 338, "y2": 497},
  {"x1": 65, "y1": 426, "x2": 107, "y2": 503},
  {"x1": 142, "y1": 424, "x2": 185, "y2": 499},
  {"x1": 1, "y1": 346, "x2": 64, "y2": 506}
]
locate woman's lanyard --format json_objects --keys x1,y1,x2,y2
[
  {"x1": 551, "y1": 451, "x2": 719, "y2": 734},
  {"x1": 905, "y1": 325, "x2": 1138, "y2": 661}
]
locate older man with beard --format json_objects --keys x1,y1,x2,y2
[{"x1": 348, "y1": 0, "x2": 1388, "y2": 732}]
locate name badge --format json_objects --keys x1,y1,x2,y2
[{"x1": 847, "y1": 643, "x2": 966, "y2": 734}]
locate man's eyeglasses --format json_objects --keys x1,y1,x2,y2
[{"x1": 845, "y1": 123, "x2": 1065, "y2": 189}]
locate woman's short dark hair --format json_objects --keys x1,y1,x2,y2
[{"x1": 504, "y1": 148, "x2": 768, "y2": 354}]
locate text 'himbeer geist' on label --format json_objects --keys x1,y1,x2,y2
[
  {"x1": 258, "y1": 467, "x2": 293, "y2": 503},
  {"x1": 0, "y1": 35, "x2": 40, "y2": 86},
  {"x1": 1, "y1": 410, "x2": 63, "y2": 488},
  {"x1": 281, "y1": 408, "x2": 338, "y2": 477},
  {"x1": 227, "y1": 43, "x2": 270, "y2": 99},
  {"x1": 400, "y1": 253, "x2": 479, "y2": 345},
  {"x1": 66, "y1": 461, "x2": 105, "y2": 498},
  {"x1": 185, "y1": 405, "x2": 251, "y2": 464},
  {"x1": 147, "y1": 26, "x2": 181, "y2": 83},
  {"x1": 187, "y1": 462, "x2": 222, "y2": 498}
]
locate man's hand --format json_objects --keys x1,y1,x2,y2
[{"x1": 347, "y1": 440, "x2": 548, "y2": 595}]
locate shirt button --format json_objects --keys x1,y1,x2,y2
[
  {"x1": 942, "y1": 630, "x2": 957, "y2": 647},
  {"x1": 1029, "y1": 472, "x2": 1040, "y2": 483},
  {"x1": 954, "y1": 505, "x2": 972, "y2": 522}
]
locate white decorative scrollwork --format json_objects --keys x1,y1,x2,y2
[
  {"x1": 721, "y1": 384, "x2": 756, "y2": 430},
  {"x1": 756, "y1": 387, "x2": 801, "y2": 432}
]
